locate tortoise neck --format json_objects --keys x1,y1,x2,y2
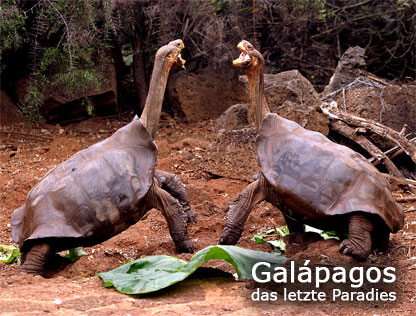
[
  {"x1": 246, "y1": 63, "x2": 270, "y2": 129},
  {"x1": 140, "y1": 60, "x2": 170, "y2": 138}
]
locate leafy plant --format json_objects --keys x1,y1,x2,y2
[
  {"x1": 0, "y1": 245, "x2": 21, "y2": 264},
  {"x1": 97, "y1": 245, "x2": 287, "y2": 295},
  {"x1": 64, "y1": 247, "x2": 87, "y2": 263},
  {"x1": 251, "y1": 225, "x2": 346, "y2": 254}
]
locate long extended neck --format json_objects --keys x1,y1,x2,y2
[
  {"x1": 246, "y1": 65, "x2": 270, "y2": 129},
  {"x1": 140, "y1": 61, "x2": 170, "y2": 138}
]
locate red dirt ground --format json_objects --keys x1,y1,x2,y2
[{"x1": 1, "y1": 116, "x2": 415, "y2": 316}]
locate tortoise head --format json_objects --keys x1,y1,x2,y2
[
  {"x1": 155, "y1": 39, "x2": 186, "y2": 71},
  {"x1": 140, "y1": 39, "x2": 185, "y2": 138},
  {"x1": 232, "y1": 40, "x2": 264, "y2": 70}
]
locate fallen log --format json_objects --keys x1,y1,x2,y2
[
  {"x1": 331, "y1": 120, "x2": 403, "y2": 177},
  {"x1": 396, "y1": 196, "x2": 416, "y2": 203},
  {"x1": 322, "y1": 104, "x2": 416, "y2": 164}
]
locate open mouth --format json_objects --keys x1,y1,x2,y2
[
  {"x1": 233, "y1": 47, "x2": 251, "y2": 67},
  {"x1": 177, "y1": 53, "x2": 186, "y2": 69}
]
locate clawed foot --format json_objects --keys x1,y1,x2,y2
[
  {"x1": 219, "y1": 229, "x2": 241, "y2": 245},
  {"x1": 184, "y1": 208, "x2": 197, "y2": 224},
  {"x1": 339, "y1": 238, "x2": 371, "y2": 261},
  {"x1": 176, "y1": 240, "x2": 194, "y2": 254}
]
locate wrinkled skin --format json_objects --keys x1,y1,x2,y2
[
  {"x1": 12, "y1": 40, "x2": 194, "y2": 276},
  {"x1": 155, "y1": 170, "x2": 196, "y2": 224},
  {"x1": 219, "y1": 40, "x2": 404, "y2": 260}
]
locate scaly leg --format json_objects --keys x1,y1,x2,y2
[
  {"x1": 155, "y1": 170, "x2": 196, "y2": 223},
  {"x1": 339, "y1": 213, "x2": 374, "y2": 260},
  {"x1": 20, "y1": 243, "x2": 52, "y2": 276},
  {"x1": 147, "y1": 182, "x2": 194, "y2": 253},
  {"x1": 219, "y1": 177, "x2": 267, "y2": 245}
]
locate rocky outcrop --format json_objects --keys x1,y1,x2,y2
[
  {"x1": 331, "y1": 82, "x2": 416, "y2": 133},
  {"x1": 322, "y1": 46, "x2": 367, "y2": 96}
]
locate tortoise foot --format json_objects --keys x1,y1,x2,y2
[
  {"x1": 339, "y1": 238, "x2": 371, "y2": 261},
  {"x1": 219, "y1": 231, "x2": 240, "y2": 245},
  {"x1": 176, "y1": 240, "x2": 194, "y2": 254}
]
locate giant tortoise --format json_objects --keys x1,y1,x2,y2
[
  {"x1": 12, "y1": 40, "x2": 194, "y2": 275},
  {"x1": 219, "y1": 40, "x2": 404, "y2": 260}
]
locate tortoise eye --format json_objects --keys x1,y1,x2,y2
[{"x1": 247, "y1": 45, "x2": 253, "y2": 50}]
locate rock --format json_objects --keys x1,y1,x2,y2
[
  {"x1": 323, "y1": 46, "x2": 367, "y2": 96},
  {"x1": 214, "y1": 103, "x2": 248, "y2": 132},
  {"x1": 333, "y1": 83, "x2": 416, "y2": 133},
  {"x1": 167, "y1": 67, "x2": 243, "y2": 121},
  {"x1": 277, "y1": 100, "x2": 329, "y2": 136},
  {"x1": 15, "y1": 59, "x2": 117, "y2": 123},
  {"x1": 217, "y1": 70, "x2": 329, "y2": 135},
  {"x1": 0, "y1": 90, "x2": 25, "y2": 125},
  {"x1": 240, "y1": 70, "x2": 322, "y2": 111}
]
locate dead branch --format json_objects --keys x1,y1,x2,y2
[
  {"x1": 396, "y1": 196, "x2": 416, "y2": 203},
  {"x1": 331, "y1": 121, "x2": 403, "y2": 177},
  {"x1": 369, "y1": 135, "x2": 416, "y2": 164},
  {"x1": 324, "y1": 107, "x2": 416, "y2": 164}
]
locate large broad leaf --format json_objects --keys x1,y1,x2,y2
[
  {"x1": 0, "y1": 245, "x2": 21, "y2": 264},
  {"x1": 97, "y1": 245, "x2": 287, "y2": 295}
]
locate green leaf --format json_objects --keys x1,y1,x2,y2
[
  {"x1": 304, "y1": 225, "x2": 344, "y2": 240},
  {"x1": 64, "y1": 247, "x2": 87, "y2": 263},
  {"x1": 267, "y1": 239, "x2": 287, "y2": 253},
  {"x1": 0, "y1": 245, "x2": 21, "y2": 264},
  {"x1": 251, "y1": 235, "x2": 266, "y2": 244},
  {"x1": 97, "y1": 245, "x2": 287, "y2": 295}
]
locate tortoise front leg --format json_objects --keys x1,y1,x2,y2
[
  {"x1": 20, "y1": 243, "x2": 52, "y2": 276},
  {"x1": 147, "y1": 182, "x2": 194, "y2": 253},
  {"x1": 219, "y1": 177, "x2": 267, "y2": 245},
  {"x1": 155, "y1": 170, "x2": 196, "y2": 223},
  {"x1": 339, "y1": 213, "x2": 374, "y2": 260}
]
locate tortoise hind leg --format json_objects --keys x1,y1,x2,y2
[
  {"x1": 339, "y1": 213, "x2": 374, "y2": 260},
  {"x1": 20, "y1": 243, "x2": 52, "y2": 276},
  {"x1": 147, "y1": 182, "x2": 194, "y2": 253}
]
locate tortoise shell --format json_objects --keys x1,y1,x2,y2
[
  {"x1": 256, "y1": 113, "x2": 404, "y2": 232},
  {"x1": 12, "y1": 116, "x2": 157, "y2": 252}
]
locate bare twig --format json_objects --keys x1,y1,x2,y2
[{"x1": 396, "y1": 196, "x2": 416, "y2": 203}]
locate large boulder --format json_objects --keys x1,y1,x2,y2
[
  {"x1": 214, "y1": 103, "x2": 248, "y2": 132},
  {"x1": 241, "y1": 70, "x2": 322, "y2": 112},
  {"x1": 216, "y1": 70, "x2": 329, "y2": 135},
  {"x1": 167, "y1": 67, "x2": 243, "y2": 122},
  {"x1": 0, "y1": 90, "x2": 24, "y2": 126},
  {"x1": 16, "y1": 61, "x2": 117, "y2": 123},
  {"x1": 333, "y1": 82, "x2": 416, "y2": 133},
  {"x1": 322, "y1": 46, "x2": 367, "y2": 96}
]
